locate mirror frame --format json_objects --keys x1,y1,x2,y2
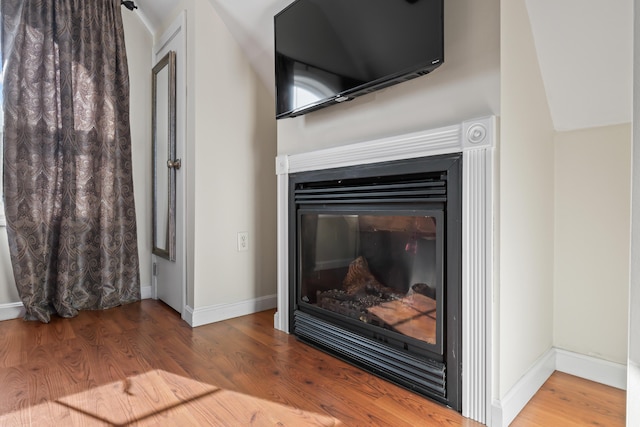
[{"x1": 152, "y1": 51, "x2": 177, "y2": 261}]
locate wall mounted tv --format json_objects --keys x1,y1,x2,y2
[{"x1": 274, "y1": 0, "x2": 444, "y2": 119}]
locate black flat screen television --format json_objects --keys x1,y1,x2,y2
[{"x1": 274, "y1": 0, "x2": 444, "y2": 119}]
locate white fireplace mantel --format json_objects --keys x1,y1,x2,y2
[{"x1": 274, "y1": 117, "x2": 495, "y2": 425}]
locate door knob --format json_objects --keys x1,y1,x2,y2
[{"x1": 167, "y1": 159, "x2": 182, "y2": 170}]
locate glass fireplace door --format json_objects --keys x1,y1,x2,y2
[{"x1": 298, "y1": 210, "x2": 444, "y2": 355}]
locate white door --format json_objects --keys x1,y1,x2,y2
[{"x1": 153, "y1": 13, "x2": 186, "y2": 315}]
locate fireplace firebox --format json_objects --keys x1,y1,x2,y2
[{"x1": 289, "y1": 154, "x2": 462, "y2": 410}]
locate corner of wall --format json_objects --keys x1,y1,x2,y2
[
  {"x1": 492, "y1": 347, "x2": 627, "y2": 426},
  {"x1": 498, "y1": 0, "x2": 555, "y2": 398}
]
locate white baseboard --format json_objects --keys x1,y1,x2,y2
[
  {"x1": 0, "y1": 302, "x2": 26, "y2": 321},
  {"x1": 491, "y1": 347, "x2": 627, "y2": 427},
  {"x1": 140, "y1": 285, "x2": 153, "y2": 300},
  {"x1": 555, "y1": 348, "x2": 627, "y2": 390},
  {"x1": 491, "y1": 349, "x2": 556, "y2": 427},
  {"x1": 628, "y1": 360, "x2": 640, "y2": 425},
  {"x1": 0, "y1": 283, "x2": 154, "y2": 322},
  {"x1": 184, "y1": 294, "x2": 277, "y2": 327}
]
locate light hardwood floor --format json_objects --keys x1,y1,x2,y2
[
  {"x1": 511, "y1": 371, "x2": 625, "y2": 427},
  {"x1": 0, "y1": 300, "x2": 626, "y2": 426}
]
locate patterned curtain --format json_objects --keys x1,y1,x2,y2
[{"x1": 2, "y1": 0, "x2": 141, "y2": 322}]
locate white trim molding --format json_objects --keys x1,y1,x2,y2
[
  {"x1": 140, "y1": 285, "x2": 153, "y2": 300},
  {"x1": 492, "y1": 349, "x2": 556, "y2": 427},
  {"x1": 184, "y1": 294, "x2": 277, "y2": 328},
  {"x1": 491, "y1": 347, "x2": 627, "y2": 427},
  {"x1": 0, "y1": 302, "x2": 26, "y2": 321},
  {"x1": 555, "y1": 348, "x2": 627, "y2": 390},
  {"x1": 628, "y1": 360, "x2": 640, "y2": 424},
  {"x1": 0, "y1": 283, "x2": 153, "y2": 322},
  {"x1": 274, "y1": 117, "x2": 496, "y2": 425}
]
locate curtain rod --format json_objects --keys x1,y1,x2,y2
[{"x1": 121, "y1": 1, "x2": 137, "y2": 11}]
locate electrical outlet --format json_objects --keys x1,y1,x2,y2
[{"x1": 237, "y1": 232, "x2": 249, "y2": 252}]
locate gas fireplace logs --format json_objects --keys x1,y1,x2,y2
[{"x1": 315, "y1": 256, "x2": 437, "y2": 344}]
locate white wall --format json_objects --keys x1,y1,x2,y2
[
  {"x1": 554, "y1": 124, "x2": 631, "y2": 365},
  {"x1": 628, "y1": 0, "x2": 640, "y2": 423},
  {"x1": 191, "y1": 0, "x2": 277, "y2": 307},
  {"x1": 122, "y1": 10, "x2": 154, "y2": 293},
  {"x1": 0, "y1": 229, "x2": 19, "y2": 304},
  {"x1": 277, "y1": 0, "x2": 500, "y2": 155},
  {"x1": 161, "y1": 0, "x2": 278, "y2": 311},
  {"x1": 499, "y1": 0, "x2": 555, "y2": 398},
  {"x1": 0, "y1": 10, "x2": 153, "y2": 307}
]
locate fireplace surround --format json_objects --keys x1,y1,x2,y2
[{"x1": 275, "y1": 117, "x2": 495, "y2": 423}]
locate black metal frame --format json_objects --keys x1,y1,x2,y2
[
  {"x1": 288, "y1": 153, "x2": 462, "y2": 411},
  {"x1": 296, "y1": 207, "x2": 446, "y2": 357}
]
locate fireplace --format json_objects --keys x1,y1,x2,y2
[
  {"x1": 289, "y1": 155, "x2": 462, "y2": 409},
  {"x1": 275, "y1": 117, "x2": 495, "y2": 424}
]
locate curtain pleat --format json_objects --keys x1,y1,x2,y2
[{"x1": 2, "y1": 0, "x2": 141, "y2": 322}]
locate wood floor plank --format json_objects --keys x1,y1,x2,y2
[
  {"x1": 0, "y1": 327, "x2": 28, "y2": 368},
  {"x1": 223, "y1": 309, "x2": 295, "y2": 353},
  {"x1": 27, "y1": 400, "x2": 109, "y2": 427},
  {"x1": 0, "y1": 366, "x2": 30, "y2": 414},
  {"x1": 0, "y1": 300, "x2": 626, "y2": 426},
  {"x1": 57, "y1": 370, "x2": 215, "y2": 425}
]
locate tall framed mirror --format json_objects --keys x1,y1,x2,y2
[{"x1": 152, "y1": 51, "x2": 178, "y2": 261}]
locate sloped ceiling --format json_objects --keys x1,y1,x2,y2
[
  {"x1": 133, "y1": 0, "x2": 285, "y2": 93},
  {"x1": 524, "y1": 0, "x2": 633, "y2": 131},
  {"x1": 131, "y1": 0, "x2": 633, "y2": 132}
]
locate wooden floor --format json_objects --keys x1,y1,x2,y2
[
  {"x1": 511, "y1": 371, "x2": 625, "y2": 427},
  {"x1": 0, "y1": 300, "x2": 625, "y2": 426}
]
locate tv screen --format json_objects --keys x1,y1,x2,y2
[{"x1": 274, "y1": 0, "x2": 444, "y2": 119}]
